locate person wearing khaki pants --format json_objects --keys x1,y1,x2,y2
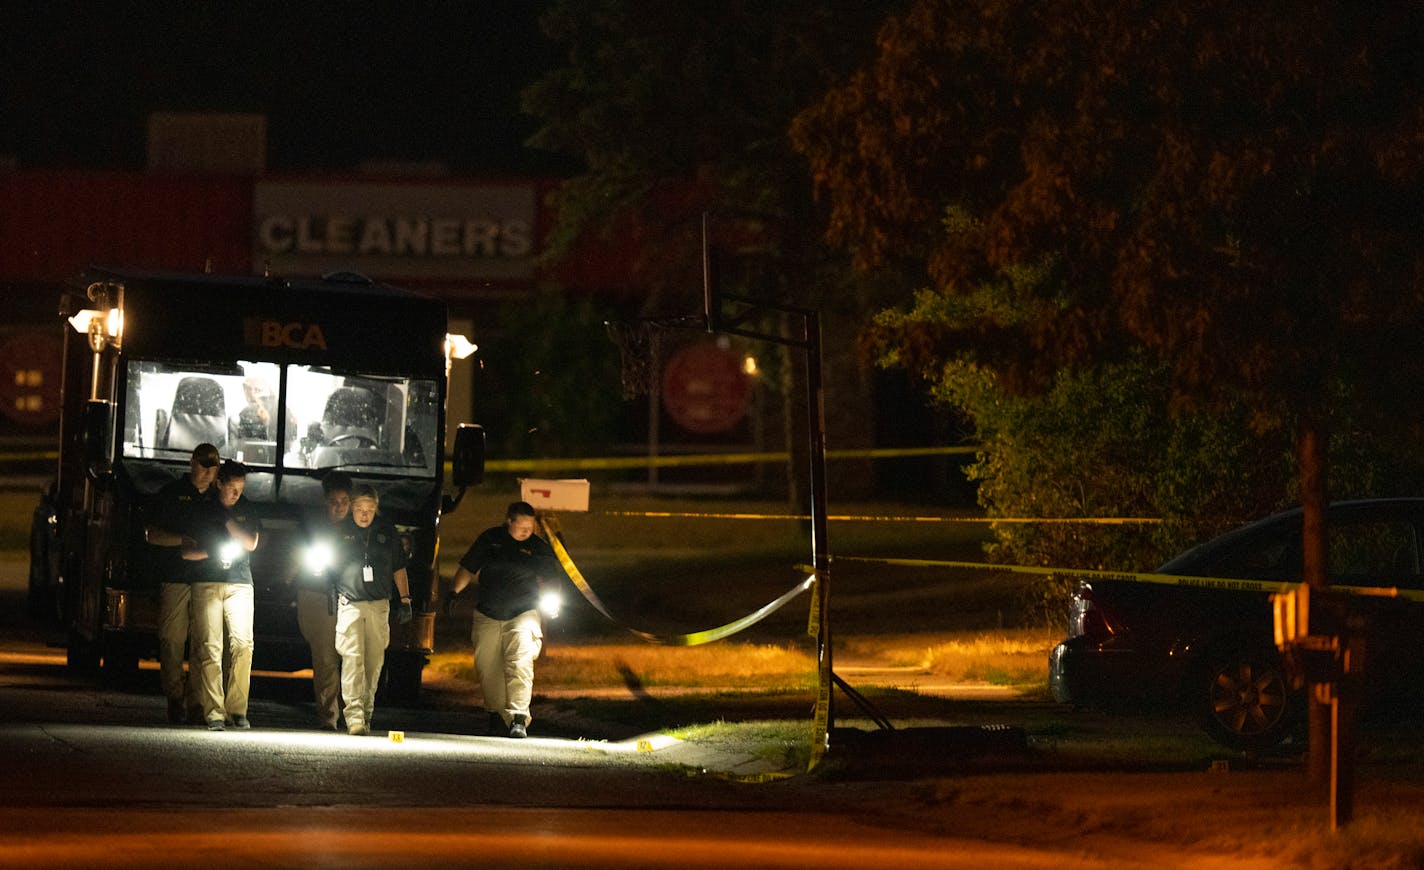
[
  {"x1": 331, "y1": 485, "x2": 412, "y2": 736},
  {"x1": 146, "y1": 442, "x2": 221, "y2": 725},
  {"x1": 445, "y1": 501, "x2": 566, "y2": 739},
  {"x1": 183, "y1": 460, "x2": 260, "y2": 731},
  {"x1": 294, "y1": 472, "x2": 352, "y2": 731}
]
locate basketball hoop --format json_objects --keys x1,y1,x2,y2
[{"x1": 603, "y1": 315, "x2": 705, "y2": 399}]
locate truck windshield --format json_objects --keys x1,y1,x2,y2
[{"x1": 121, "y1": 360, "x2": 439, "y2": 478}]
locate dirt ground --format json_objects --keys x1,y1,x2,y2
[
  {"x1": 808, "y1": 765, "x2": 1424, "y2": 869},
  {"x1": 421, "y1": 652, "x2": 1424, "y2": 870}
]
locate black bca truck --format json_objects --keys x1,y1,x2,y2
[{"x1": 33, "y1": 267, "x2": 483, "y2": 702}]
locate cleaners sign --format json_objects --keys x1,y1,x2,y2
[{"x1": 253, "y1": 181, "x2": 537, "y2": 282}]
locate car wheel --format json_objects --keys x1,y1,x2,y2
[{"x1": 1194, "y1": 650, "x2": 1298, "y2": 751}]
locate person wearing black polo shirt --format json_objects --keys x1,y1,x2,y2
[
  {"x1": 145, "y1": 442, "x2": 221, "y2": 725},
  {"x1": 292, "y1": 471, "x2": 352, "y2": 732},
  {"x1": 183, "y1": 460, "x2": 260, "y2": 731},
  {"x1": 332, "y1": 484, "x2": 412, "y2": 736},
  {"x1": 446, "y1": 501, "x2": 566, "y2": 739}
]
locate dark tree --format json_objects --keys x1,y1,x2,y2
[
  {"x1": 792, "y1": 0, "x2": 1424, "y2": 780},
  {"x1": 522, "y1": 0, "x2": 910, "y2": 499}
]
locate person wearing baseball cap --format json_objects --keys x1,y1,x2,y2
[{"x1": 145, "y1": 442, "x2": 222, "y2": 726}]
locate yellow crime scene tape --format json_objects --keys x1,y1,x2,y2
[
  {"x1": 0, "y1": 450, "x2": 59, "y2": 462},
  {"x1": 538, "y1": 515, "x2": 814, "y2": 647},
  {"x1": 539, "y1": 512, "x2": 828, "y2": 774},
  {"x1": 484, "y1": 445, "x2": 978, "y2": 473},
  {"x1": 828, "y1": 555, "x2": 1424, "y2": 603},
  {"x1": 596, "y1": 509, "x2": 1158, "y2": 524}
]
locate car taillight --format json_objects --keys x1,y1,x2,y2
[{"x1": 1067, "y1": 584, "x2": 1119, "y2": 642}]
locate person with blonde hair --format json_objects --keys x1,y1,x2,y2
[{"x1": 331, "y1": 484, "x2": 412, "y2": 735}]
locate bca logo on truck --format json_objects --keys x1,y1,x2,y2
[{"x1": 244, "y1": 317, "x2": 328, "y2": 351}]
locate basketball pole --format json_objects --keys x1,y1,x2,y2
[{"x1": 701, "y1": 213, "x2": 878, "y2": 762}]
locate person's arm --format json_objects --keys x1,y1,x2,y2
[
  {"x1": 146, "y1": 524, "x2": 186, "y2": 547},
  {"x1": 180, "y1": 524, "x2": 217, "y2": 561},
  {"x1": 449, "y1": 565, "x2": 478, "y2": 597},
  {"x1": 394, "y1": 567, "x2": 411, "y2": 602},
  {"x1": 146, "y1": 488, "x2": 189, "y2": 548},
  {"x1": 448, "y1": 531, "x2": 493, "y2": 598},
  {"x1": 226, "y1": 517, "x2": 259, "y2": 552}
]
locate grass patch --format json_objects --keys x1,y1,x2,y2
[
  {"x1": 428, "y1": 641, "x2": 818, "y2": 691},
  {"x1": 0, "y1": 491, "x2": 41, "y2": 551},
  {"x1": 839, "y1": 627, "x2": 1058, "y2": 690},
  {"x1": 431, "y1": 629, "x2": 1058, "y2": 694},
  {"x1": 667, "y1": 719, "x2": 812, "y2": 770}
]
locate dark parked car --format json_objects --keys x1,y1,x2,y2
[{"x1": 1050, "y1": 499, "x2": 1424, "y2": 751}]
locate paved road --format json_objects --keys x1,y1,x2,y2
[
  {"x1": 0, "y1": 554, "x2": 1047, "y2": 869},
  {"x1": 0, "y1": 641, "x2": 1157, "y2": 869}
]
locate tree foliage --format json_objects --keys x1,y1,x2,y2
[
  {"x1": 477, "y1": 292, "x2": 624, "y2": 458},
  {"x1": 792, "y1": 0, "x2": 1424, "y2": 420},
  {"x1": 521, "y1": 1, "x2": 915, "y2": 501},
  {"x1": 523, "y1": 0, "x2": 909, "y2": 313}
]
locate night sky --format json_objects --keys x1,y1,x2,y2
[{"x1": 1, "y1": 3, "x2": 571, "y2": 175}]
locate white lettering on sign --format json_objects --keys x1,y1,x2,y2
[{"x1": 258, "y1": 214, "x2": 532, "y2": 259}]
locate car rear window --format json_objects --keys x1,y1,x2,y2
[
  {"x1": 1328, "y1": 519, "x2": 1419, "y2": 586},
  {"x1": 1202, "y1": 527, "x2": 1300, "y2": 581}
]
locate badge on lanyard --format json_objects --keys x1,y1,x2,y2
[{"x1": 363, "y1": 564, "x2": 375, "y2": 584}]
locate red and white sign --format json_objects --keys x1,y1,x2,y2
[
  {"x1": 520, "y1": 478, "x2": 590, "y2": 512},
  {"x1": 661, "y1": 341, "x2": 752, "y2": 434}
]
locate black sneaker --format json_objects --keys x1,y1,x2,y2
[
  {"x1": 508, "y1": 714, "x2": 528, "y2": 739},
  {"x1": 231, "y1": 715, "x2": 251, "y2": 730},
  {"x1": 487, "y1": 712, "x2": 508, "y2": 737},
  {"x1": 206, "y1": 718, "x2": 226, "y2": 732}
]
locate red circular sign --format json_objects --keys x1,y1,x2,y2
[
  {"x1": 0, "y1": 332, "x2": 64, "y2": 426},
  {"x1": 661, "y1": 341, "x2": 752, "y2": 434}
]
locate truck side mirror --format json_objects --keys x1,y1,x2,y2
[
  {"x1": 450, "y1": 423, "x2": 485, "y2": 488},
  {"x1": 83, "y1": 399, "x2": 115, "y2": 480}
]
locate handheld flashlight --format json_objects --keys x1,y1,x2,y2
[
  {"x1": 219, "y1": 540, "x2": 243, "y2": 569},
  {"x1": 303, "y1": 542, "x2": 333, "y2": 576},
  {"x1": 539, "y1": 591, "x2": 562, "y2": 619}
]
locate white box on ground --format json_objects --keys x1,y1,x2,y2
[{"x1": 520, "y1": 478, "x2": 590, "y2": 512}]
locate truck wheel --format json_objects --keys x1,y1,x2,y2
[
  {"x1": 66, "y1": 632, "x2": 101, "y2": 677},
  {"x1": 378, "y1": 652, "x2": 425, "y2": 707},
  {"x1": 99, "y1": 645, "x2": 140, "y2": 687}
]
